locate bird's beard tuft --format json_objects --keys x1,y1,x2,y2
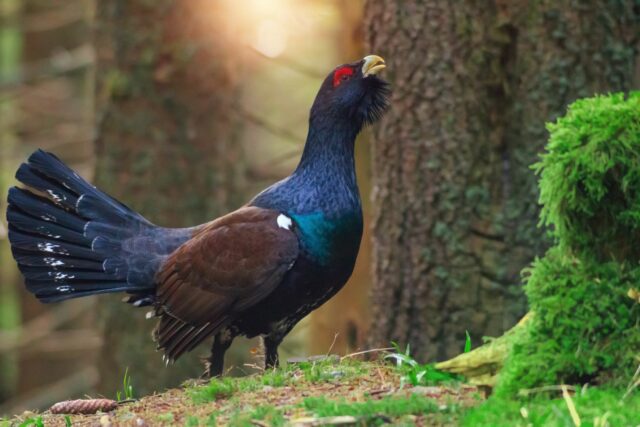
[{"x1": 362, "y1": 77, "x2": 391, "y2": 126}]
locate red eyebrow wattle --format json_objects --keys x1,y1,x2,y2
[{"x1": 333, "y1": 67, "x2": 354, "y2": 87}]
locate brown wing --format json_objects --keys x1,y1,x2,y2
[{"x1": 154, "y1": 206, "x2": 298, "y2": 360}]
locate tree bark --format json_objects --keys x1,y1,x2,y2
[
  {"x1": 94, "y1": 0, "x2": 246, "y2": 395},
  {"x1": 365, "y1": 0, "x2": 639, "y2": 361}
]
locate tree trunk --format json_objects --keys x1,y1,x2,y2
[
  {"x1": 94, "y1": 0, "x2": 246, "y2": 395},
  {"x1": 365, "y1": 0, "x2": 639, "y2": 361}
]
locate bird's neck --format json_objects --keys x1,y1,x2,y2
[
  {"x1": 294, "y1": 118, "x2": 359, "y2": 185},
  {"x1": 250, "y1": 116, "x2": 362, "y2": 217}
]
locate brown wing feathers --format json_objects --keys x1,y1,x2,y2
[{"x1": 153, "y1": 207, "x2": 298, "y2": 361}]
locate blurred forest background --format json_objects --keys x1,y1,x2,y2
[{"x1": 0, "y1": 0, "x2": 638, "y2": 416}]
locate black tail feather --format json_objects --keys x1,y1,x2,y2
[
  {"x1": 7, "y1": 150, "x2": 160, "y2": 303},
  {"x1": 29, "y1": 283, "x2": 141, "y2": 303},
  {"x1": 7, "y1": 206, "x2": 90, "y2": 246},
  {"x1": 11, "y1": 250, "x2": 105, "y2": 270},
  {"x1": 26, "y1": 149, "x2": 148, "y2": 223},
  {"x1": 18, "y1": 265, "x2": 125, "y2": 282},
  {"x1": 9, "y1": 228, "x2": 105, "y2": 260},
  {"x1": 15, "y1": 162, "x2": 79, "y2": 207},
  {"x1": 8, "y1": 187, "x2": 86, "y2": 232}
]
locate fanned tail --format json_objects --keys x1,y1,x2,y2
[{"x1": 7, "y1": 150, "x2": 163, "y2": 302}]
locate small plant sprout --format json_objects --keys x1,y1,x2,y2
[
  {"x1": 385, "y1": 342, "x2": 462, "y2": 388},
  {"x1": 385, "y1": 342, "x2": 418, "y2": 368},
  {"x1": 18, "y1": 417, "x2": 44, "y2": 427},
  {"x1": 116, "y1": 367, "x2": 135, "y2": 401},
  {"x1": 464, "y1": 330, "x2": 472, "y2": 353}
]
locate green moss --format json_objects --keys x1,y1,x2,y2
[
  {"x1": 494, "y1": 92, "x2": 640, "y2": 398},
  {"x1": 464, "y1": 387, "x2": 640, "y2": 426},
  {"x1": 533, "y1": 92, "x2": 640, "y2": 260},
  {"x1": 497, "y1": 247, "x2": 640, "y2": 396}
]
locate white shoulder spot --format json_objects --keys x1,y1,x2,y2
[{"x1": 276, "y1": 214, "x2": 293, "y2": 230}]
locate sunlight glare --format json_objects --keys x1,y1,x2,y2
[{"x1": 253, "y1": 19, "x2": 288, "y2": 58}]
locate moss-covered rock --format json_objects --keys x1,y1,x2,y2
[
  {"x1": 534, "y1": 92, "x2": 640, "y2": 261},
  {"x1": 494, "y1": 92, "x2": 640, "y2": 397},
  {"x1": 496, "y1": 247, "x2": 640, "y2": 396}
]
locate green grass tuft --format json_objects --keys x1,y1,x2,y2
[
  {"x1": 296, "y1": 358, "x2": 366, "y2": 384},
  {"x1": 116, "y1": 367, "x2": 135, "y2": 401},
  {"x1": 303, "y1": 394, "x2": 444, "y2": 419},
  {"x1": 227, "y1": 405, "x2": 286, "y2": 427},
  {"x1": 464, "y1": 330, "x2": 472, "y2": 353},
  {"x1": 18, "y1": 417, "x2": 44, "y2": 427},
  {"x1": 464, "y1": 387, "x2": 640, "y2": 426},
  {"x1": 156, "y1": 412, "x2": 175, "y2": 423},
  {"x1": 189, "y1": 377, "x2": 244, "y2": 403},
  {"x1": 386, "y1": 343, "x2": 463, "y2": 387},
  {"x1": 204, "y1": 413, "x2": 217, "y2": 426},
  {"x1": 189, "y1": 358, "x2": 371, "y2": 404},
  {"x1": 260, "y1": 368, "x2": 289, "y2": 387}
]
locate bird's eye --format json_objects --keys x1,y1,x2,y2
[{"x1": 333, "y1": 67, "x2": 355, "y2": 87}]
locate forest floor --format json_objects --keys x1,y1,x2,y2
[
  {"x1": 5, "y1": 355, "x2": 639, "y2": 426},
  {"x1": 7, "y1": 355, "x2": 480, "y2": 427}
]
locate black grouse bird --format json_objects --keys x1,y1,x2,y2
[{"x1": 7, "y1": 55, "x2": 389, "y2": 376}]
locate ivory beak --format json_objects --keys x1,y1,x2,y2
[{"x1": 362, "y1": 55, "x2": 386, "y2": 77}]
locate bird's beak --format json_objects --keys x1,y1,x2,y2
[{"x1": 362, "y1": 55, "x2": 386, "y2": 77}]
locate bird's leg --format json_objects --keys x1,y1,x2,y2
[
  {"x1": 204, "y1": 331, "x2": 233, "y2": 378},
  {"x1": 262, "y1": 334, "x2": 283, "y2": 370}
]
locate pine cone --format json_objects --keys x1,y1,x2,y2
[{"x1": 50, "y1": 399, "x2": 118, "y2": 414}]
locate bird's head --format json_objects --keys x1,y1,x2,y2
[{"x1": 310, "y1": 55, "x2": 390, "y2": 130}]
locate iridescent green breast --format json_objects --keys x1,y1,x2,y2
[{"x1": 290, "y1": 212, "x2": 362, "y2": 266}]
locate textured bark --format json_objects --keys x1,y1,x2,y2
[
  {"x1": 94, "y1": 0, "x2": 246, "y2": 395},
  {"x1": 366, "y1": 0, "x2": 640, "y2": 361}
]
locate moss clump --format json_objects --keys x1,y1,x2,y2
[
  {"x1": 496, "y1": 92, "x2": 640, "y2": 397},
  {"x1": 496, "y1": 247, "x2": 640, "y2": 396},
  {"x1": 534, "y1": 92, "x2": 640, "y2": 261}
]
